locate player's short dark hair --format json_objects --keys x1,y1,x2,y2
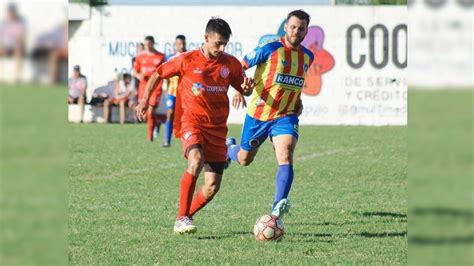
[
  {"x1": 287, "y1": 10, "x2": 311, "y2": 26},
  {"x1": 205, "y1": 17, "x2": 232, "y2": 39},
  {"x1": 176, "y1": 35, "x2": 186, "y2": 41},
  {"x1": 145, "y1": 36, "x2": 155, "y2": 43},
  {"x1": 122, "y1": 73, "x2": 131, "y2": 80}
]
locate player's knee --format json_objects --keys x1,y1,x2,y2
[
  {"x1": 187, "y1": 155, "x2": 204, "y2": 175},
  {"x1": 277, "y1": 151, "x2": 293, "y2": 164}
]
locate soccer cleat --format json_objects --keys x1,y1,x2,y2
[
  {"x1": 174, "y1": 216, "x2": 197, "y2": 234},
  {"x1": 224, "y1": 137, "x2": 237, "y2": 169},
  {"x1": 161, "y1": 142, "x2": 171, "y2": 148},
  {"x1": 271, "y1": 199, "x2": 291, "y2": 218}
]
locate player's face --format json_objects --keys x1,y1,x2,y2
[
  {"x1": 204, "y1": 32, "x2": 229, "y2": 58},
  {"x1": 284, "y1": 16, "x2": 308, "y2": 48},
  {"x1": 175, "y1": 39, "x2": 185, "y2": 53},
  {"x1": 144, "y1": 40, "x2": 154, "y2": 51}
]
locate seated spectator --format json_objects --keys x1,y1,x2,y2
[
  {"x1": 31, "y1": 20, "x2": 67, "y2": 84},
  {"x1": 68, "y1": 65, "x2": 87, "y2": 123},
  {"x1": 104, "y1": 73, "x2": 135, "y2": 124},
  {"x1": 0, "y1": 3, "x2": 26, "y2": 83}
]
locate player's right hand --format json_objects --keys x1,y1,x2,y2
[
  {"x1": 232, "y1": 92, "x2": 247, "y2": 109},
  {"x1": 135, "y1": 101, "x2": 148, "y2": 122}
]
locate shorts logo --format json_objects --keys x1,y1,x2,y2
[
  {"x1": 249, "y1": 138, "x2": 260, "y2": 148},
  {"x1": 183, "y1": 131, "x2": 192, "y2": 140},
  {"x1": 293, "y1": 124, "x2": 299, "y2": 133},
  {"x1": 166, "y1": 99, "x2": 173, "y2": 107},
  {"x1": 275, "y1": 73, "x2": 305, "y2": 89},
  {"x1": 191, "y1": 82, "x2": 205, "y2": 96},
  {"x1": 220, "y1": 66, "x2": 230, "y2": 79}
]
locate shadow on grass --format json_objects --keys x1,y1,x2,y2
[
  {"x1": 197, "y1": 231, "x2": 334, "y2": 243},
  {"x1": 360, "y1": 211, "x2": 407, "y2": 218},
  {"x1": 358, "y1": 231, "x2": 407, "y2": 238},
  {"x1": 409, "y1": 235, "x2": 474, "y2": 245},
  {"x1": 411, "y1": 207, "x2": 473, "y2": 220}
]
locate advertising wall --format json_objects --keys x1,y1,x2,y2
[{"x1": 69, "y1": 5, "x2": 407, "y2": 125}]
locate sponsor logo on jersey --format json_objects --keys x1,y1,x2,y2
[
  {"x1": 193, "y1": 67, "x2": 202, "y2": 74},
  {"x1": 275, "y1": 73, "x2": 305, "y2": 88},
  {"x1": 191, "y1": 83, "x2": 226, "y2": 96},
  {"x1": 191, "y1": 82, "x2": 205, "y2": 96}
]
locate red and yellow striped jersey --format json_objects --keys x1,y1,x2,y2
[{"x1": 242, "y1": 37, "x2": 314, "y2": 121}]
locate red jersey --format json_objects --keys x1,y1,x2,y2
[
  {"x1": 133, "y1": 50, "x2": 166, "y2": 78},
  {"x1": 134, "y1": 50, "x2": 166, "y2": 103},
  {"x1": 155, "y1": 48, "x2": 244, "y2": 137}
]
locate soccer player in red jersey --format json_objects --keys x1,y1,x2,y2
[
  {"x1": 162, "y1": 35, "x2": 187, "y2": 148},
  {"x1": 133, "y1": 36, "x2": 166, "y2": 141},
  {"x1": 227, "y1": 10, "x2": 314, "y2": 221},
  {"x1": 136, "y1": 18, "x2": 254, "y2": 234}
]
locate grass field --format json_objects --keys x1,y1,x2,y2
[{"x1": 68, "y1": 119, "x2": 407, "y2": 263}]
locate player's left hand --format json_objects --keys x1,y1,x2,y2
[
  {"x1": 295, "y1": 98, "x2": 303, "y2": 117},
  {"x1": 232, "y1": 92, "x2": 247, "y2": 109},
  {"x1": 241, "y1": 77, "x2": 255, "y2": 96}
]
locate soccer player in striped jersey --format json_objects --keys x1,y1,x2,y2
[
  {"x1": 227, "y1": 10, "x2": 314, "y2": 220},
  {"x1": 162, "y1": 35, "x2": 187, "y2": 148}
]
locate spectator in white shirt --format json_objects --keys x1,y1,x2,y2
[{"x1": 68, "y1": 65, "x2": 86, "y2": 123}]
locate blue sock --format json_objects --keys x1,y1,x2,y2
[
  {"x1": 227, "y1": 144, "x2": 241, "y2": 163},
  {"x1": 165, "y1": 119, "x2": 173, "y2": 144},
  {"x1": 273, "y1": 164, "x2": 294, "y2": 209}
]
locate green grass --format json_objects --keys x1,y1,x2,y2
[
  {"x1": 69, "y1": 122, "x2": 407, "y2": 263},
  {"x1": 408, "y1": 89, "x2": 473, "y2": 265}
]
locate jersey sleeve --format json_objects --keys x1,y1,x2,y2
[
  {"x1": 156, "y1": 53, "x2": 184, "y2": 79},
  {"x1": 242, "y1": 41, "x2": 280, "y2": 69},
  {"x1": 133, "y1": 55, "x2": 141, "y2": 72}
]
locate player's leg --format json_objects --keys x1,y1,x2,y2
[
  {"x1": 269, "y1": 115, "x2": 299, "y2": 218},
  {"x1": 189, "y1": 162, "x2": 225, "y2": 217},
  {"x1": 175, "y1": 145, "x2": 204, "y2": 234},
  {"x1": 227, "y1": 114, "x2": 269, "y2": 166},
  {"x1": 146, "y1": 106, "x2": 155, "y2": 142},
  {"x1": 163, "y1": 95, "x2": 176, "y2": 147}
]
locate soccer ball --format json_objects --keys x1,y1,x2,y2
[{"x1": 253, "y1": 214, "x2": 285, "y2": 241}]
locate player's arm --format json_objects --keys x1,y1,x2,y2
[
  {"x1": 132, "y1": 58, "x2": 144, "y2": 81},
  {"x1": 135, "y1": 72, "x2": 161, "y2": 121}
]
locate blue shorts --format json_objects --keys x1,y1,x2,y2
[
  {"x1": 240, "y1": 114, "x2": 299, "y2": 151},
  {"x1": 166, "y1": 95, "x2": 176, "y2": 110}
]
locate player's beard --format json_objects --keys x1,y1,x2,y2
[{"x1": 286, "y1": 34, "x2": 304, "y2": 47}]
